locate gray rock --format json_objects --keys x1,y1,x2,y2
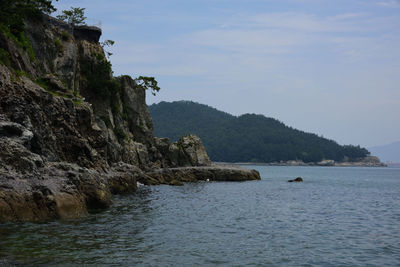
[
  {"x1": 166, "y1": 134, "x2": 212, "y2": 167},
  {"x1": 119, "y1": 75, "x2": 155, "y2": 145},
  {"x1": 146, "y1": 164, "x2": 261, "y2": 184},
  {"x1": 0, "y1": 161, "x2": 141, "y2": 222},
  {"x1": 73, "y1": 25, "x2": 102, "y2": 42},
  {"x1": 288, "y1": 177, "x2": 303, "y2": 182}
]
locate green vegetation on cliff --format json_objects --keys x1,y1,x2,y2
[
  {"x1": 0, "y1": 0, "x2": 56, "y2": 35},
  {"x1": 0, "y1": 0, "x2": 57, "y2": 65},
  {"x1": 149, "y1": 101, "x2": 370, "y2": 163}
]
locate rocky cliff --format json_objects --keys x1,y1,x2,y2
[{"x1": 0, "y1": 15, "x2": 260, "y2": 222}]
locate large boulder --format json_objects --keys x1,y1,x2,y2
[{"x1": 167, "y1": 134, "x2": 211, "y2": 167}]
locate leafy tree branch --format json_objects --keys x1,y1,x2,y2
[
  {"x1": 57, "y1": 7, "x2": 86, "y2": 25},
  {"x1": 135, "y1": 76, "x2": 161, "y2": 96}
]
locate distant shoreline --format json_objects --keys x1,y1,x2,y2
[
  {"x1": 387, "y1": 163, "x2": 400, "y2": 168},
  {"x1": 214, "y1": 160, "x2": 387, "y2": 168}
]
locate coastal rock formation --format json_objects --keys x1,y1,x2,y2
[
  {"x1": 165, "y1": 135, "x2": 212, "y2": 167},
  {"x1": 146, "y1": 165, "x2": 261, "y2": 184},
  {"x1": 0, "y1": 15, "x2": 259, "y2": 222},
  {"x1": 0, "y1": 161, "x2": 146, "y2": 222}
]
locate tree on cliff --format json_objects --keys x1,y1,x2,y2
[
  {"x1": 57, "y1": 7, "x2": 87, "y2": 25},
  {"x1": 135, "y1": 76, "x2": 161, "y2": 96},
  {"x1": 100, "y1": 39, "x2": 115, "y2": 59}
]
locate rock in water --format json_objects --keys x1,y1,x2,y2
[
  {"x1": 146, "y1": 164, "x2": 261, "y2": 184},
  {"x1": 288, "y1": 177, "x2": 303, "y2": 182},
  {"x1": 169, "y1": 180, "x2": 184, "y2": 186}
]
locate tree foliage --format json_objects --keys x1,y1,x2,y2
[
  {"x1": 149, "y1": 101, "x2": 371, "y2": 163},
  {"x1": 100, "y1": 39, "x2": 115, "y2": 47},
  {"x1": 80, "y1": 53, "x2": 120, "y2": 98},
  {"x1": 0, "y1": 0, "x2": 57, "y2": 36},
  {"x1": 135, "y1": 76, "x2": 160, "y2": 96},
  {"x1": 56, "y1": 7, "x2": 86, "y2": 25},
  {"x1": 100, "y1": 39, "x2": 115, "y2": 59}
]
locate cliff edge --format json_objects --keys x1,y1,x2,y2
[{"x1": 0, "y1": 15, "x2": 260, "y2": 222}]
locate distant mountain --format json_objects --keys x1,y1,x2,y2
[
  {"x1": 369, "y1": 141, "x2": 400, "y2": 163},
  {"x1": 149, "y1": 101, "x2": 370, "y2": 163}
]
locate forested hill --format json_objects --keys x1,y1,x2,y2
[{"x1": 149, "y1": 101, "x2": 370, "y2": 163}]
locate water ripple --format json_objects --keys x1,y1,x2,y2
[{"x1": 1, "y1": 166, "x2": 400, "y2": 266}]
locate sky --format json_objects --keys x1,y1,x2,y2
[{"x1": 53, "y1": 0, "x2": 400, "y2": 148}]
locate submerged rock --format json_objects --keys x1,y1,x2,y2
[{"x1": 288, "y1": 177, "x2": 303, "y2": 182}]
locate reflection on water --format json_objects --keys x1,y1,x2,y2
[
  {"x1": 1, "y1": 167, "x2": 400, "y2": 266},
  {"x1": 0, "y1": 187, "x2": 156, "y2": 265}
]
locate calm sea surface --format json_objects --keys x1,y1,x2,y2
[{"x1": 1, "y1": 166, "x2": 400, "y2": 266}]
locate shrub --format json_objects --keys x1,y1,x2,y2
[
  {"x1": 61, "y1": 31, "x2": 71, "y2": 42},
  {"x1": 54, "y1": 38, "x2": 63, "y2": 53},
  {"x1": 0, "y1": 24, "x2": 36, "y2": 62},
  {"x1": 0, "y1": 0, "x2": 56, "y2": 38},
  {"x1": 35, "y1": 77, "x2": 50, "y2": 90},
  {"x1": 114, "y1": 127, "x2": 127, "y2": 140},
  {"x1": 56, "y1": 7, "x2": 86, "y2": 25},
  {"x1": 0, "y1": 48, "x2": 11, "y2": 66},
  {"x1": 80, "y1": 54, "x2": 121, "y2": 98}
]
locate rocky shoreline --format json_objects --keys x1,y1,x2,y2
[
  {"x1": 0, "y1": 15, "x2": 260, "y2": 223},
  {"x1": 0, "y1": 162, "x2": 260, "y2": 222},
  {"x1": 145, "y1": 164, "x2": 261, "y2": 185}
]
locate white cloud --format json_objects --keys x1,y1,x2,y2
[
  {"x1": 376, "y1": 0, "x2": 400, "y2": 8},
  {"x1": 52, "y1": 1, "x2": 400, "y2": 147}
]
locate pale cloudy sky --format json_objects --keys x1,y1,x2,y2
[{"x1": 54, "y1": 0, "x2": 400, "y2": 148}]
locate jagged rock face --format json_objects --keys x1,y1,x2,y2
[
  {"x1": 0, "y1": 66, "x2": 107, "y2": 169},
  {"x1": 0, "y1": 14, "x2": 216, "y2": 222},
  {"x1": 120, "y1": 75, "x2": 154, "y2": 145},
  {"x1": 24, "y1": 16, "x2": 78, "y2": 90},
  {"x1": 3, "y1": 15, "x2": 211, "y2": 170}
]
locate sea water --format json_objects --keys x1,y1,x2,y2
[{"x1": 1, "y1": 166, "x2": 400, "y2": 266}]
